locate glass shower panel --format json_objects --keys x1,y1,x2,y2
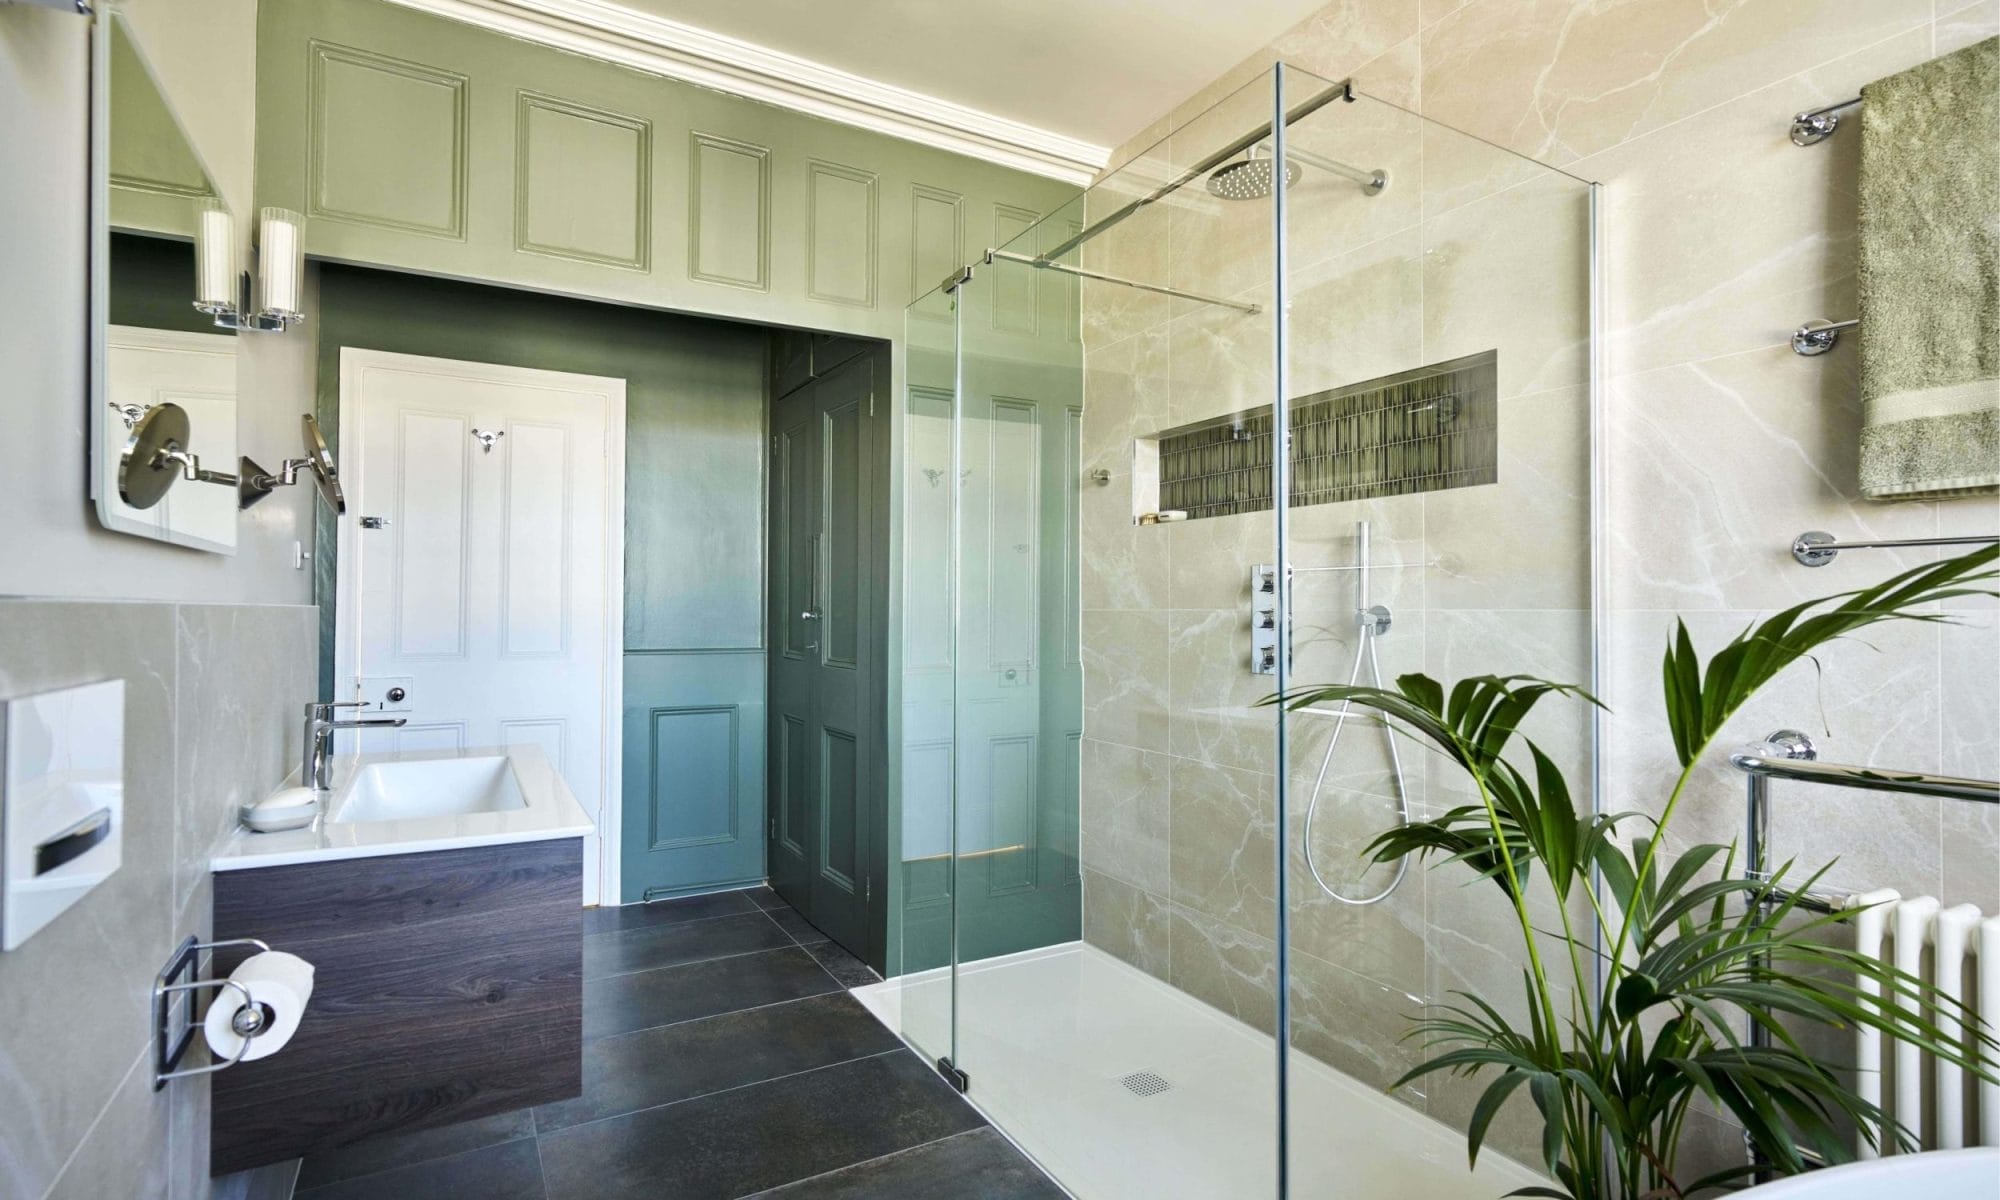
[
  {"x1": 945, "y1": 72, "x2": 1290, "y2": 1200},
  {"x1": 1278, "y1": 65, "x2": 1597, "y2": 1191},
  {"x1": 894, "y1": 277, "x2": 961, "y2": 1069}
]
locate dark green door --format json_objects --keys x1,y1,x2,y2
[{"x1": 768, "y1": 352, "x2": 881, "y2": 960}]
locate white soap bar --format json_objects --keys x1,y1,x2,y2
[{"x1": 241, "y1": 787, "x2": 320, "y2": 833}]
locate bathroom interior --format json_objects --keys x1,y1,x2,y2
[{"x1": 1, "y1": 1, "x2": 1996, "y2": 1199}]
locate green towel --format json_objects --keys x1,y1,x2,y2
[{"x1": 1856, "y1": 35, "x2": 2000, "y2": 500}]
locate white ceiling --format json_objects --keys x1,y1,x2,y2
[{"x1": 611, "y1": 0, "x2": 1323, "y2": 152}]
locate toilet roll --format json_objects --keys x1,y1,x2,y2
[{"x1": 203, "y1": 950, "x2": 315, "y2": 1063}]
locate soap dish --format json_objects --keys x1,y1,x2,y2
[{"x1": 241, "y1": 787, "x2": 320, "y2": 833}]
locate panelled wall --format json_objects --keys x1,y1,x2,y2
[{"x1": 254, "y1": 0, "x2": 1076, "y2": 342}]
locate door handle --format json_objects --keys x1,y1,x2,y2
[{"x1": 800, "y1": 609, "x2": 821, "y2": 621}]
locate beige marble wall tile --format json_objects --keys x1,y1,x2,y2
[
  {"x1": 1938, "y1": 615, "x2": 1998, "y2": 782},
  {"x1": 1268, "y1": 0, "x2": 1421, "y2": 78},
  {"x1": 1577, "y1": 29, "x2": 1937, "y2": 379},
  {"x1": 0, "y1": 600, "x2": 178, "y2": 1200},
  {"x1": 1082, "y1": 608, "x2": 1171, "y2": 753},
  {"x1": 1419, "y1": 0, "x2": 1932, "y2": 166},
  {"x1": 1166, "y1": 511, "x2": 1276, "y2": 612},
  {"x1": 1286, "y1": 229, "x2": 1424, "y2": 400},
  {"x1": 1287, "y1": 802, "x2": 1429, "y2": 993},
  {"x1": 1604, "y1": 609, "x2": 1946, "y2": 897},
  {"x1": 1168, "y1": 901, "x2": 1280, "y2": 1032},
  {"x1": 1168, "y1": 608, "x2": 1282, "y2": 774},
  {"x1": 42, "y1": 1048, "x2": 172, "y2": 1200},
  {"x1": 1609, "y1": 349, "x2": 1938, "y2": 612},
  {"x1": 1426, "y1": 386, "x2": 1591, "y2": 610},
  {"x1": 1082, "y1": 868, "x2": 1172, "y2": 979},
  {"x1": 1936, "y1": 0, "x2": 2000, "y2": 53},
  {"x1": 1167, "y1": 303, "x2": 1276, "y2": 431},
  {"x1": 1287, "y1": 948, "x2": 1426, "y2": 1091},
  {"x1": 1420, "y1": 174, "x2": 1592, "y2": 399},
  {"x1": 1940, "y1": 798, "x2": 1999, "y2": 913},
  {"x1": 1081, "y1": 737, "x2": 1172, "y2": 894},
  {"x1": 1422, "y1": 608, "x2": 1594, "y2": 812},
  {"x1": 173, "y1": 604, "x2": 317, "y2": 919},
  {"x1": 1170, "y1": 756, "x2": 1279, "y2": 938},
  {"x1": 1285, "y1": 95, "x2": 1425, "y2": 271}
]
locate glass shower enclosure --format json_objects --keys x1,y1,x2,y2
[{"x1": 871, "y1": 63, "x2": 1599, "y2": 1200}]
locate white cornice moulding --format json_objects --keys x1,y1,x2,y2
[{"x1": 381, "y1": 0, "x2": 1108, "y2": 185}]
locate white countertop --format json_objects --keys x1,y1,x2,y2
[{"x1": 210, "y1": 743, "x2": 594, "y2": 871}]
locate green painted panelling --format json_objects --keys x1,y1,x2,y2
[
  {"x1": 310, "y1": 262, "x2": 769, "y2": 660},
  {"x1": 255, "y1": 0, "x2": 1079, "y2": 339},
  {"x1": 311, "y1": 263, "x2": 774, "y2": 901},
  {"x1": 109, "y1": 233, "x2": 230, "y2": 336}
]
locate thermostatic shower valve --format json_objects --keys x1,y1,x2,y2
[{"x1": 1250, "y1": 564, "x2": 1291, "y2": 676}]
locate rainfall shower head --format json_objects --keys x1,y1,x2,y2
[
  {"x1": 1205, "y1": 147, "x2": 1388, "y2": 201},
  {"x1": 1205, "y1": 157, "x2": 1303, "y2": 201}
]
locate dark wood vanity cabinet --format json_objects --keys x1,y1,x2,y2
[{"x1": 209, "y1": 837, "x2": 583, "y2": 1175}]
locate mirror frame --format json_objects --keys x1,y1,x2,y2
[{"x1": 88, "y1": 7, "x2": 240, "y2": 556}]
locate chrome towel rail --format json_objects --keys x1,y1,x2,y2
[
  {"x1": 1732, "y1": 736, "x2": 2000, "y2": 805},
  {"x1": 1791, "y1": 96, "x2": 1862, "y2": 146},
  {"x1": 1791, "y1": 530, "x2": 2000, "y2": 566}
]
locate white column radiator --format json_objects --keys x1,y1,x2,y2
[{"x1": 1845, "y1": 888, "x2": 2000, "y2": 1155}]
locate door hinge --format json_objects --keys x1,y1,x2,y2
[
  {"x1": 768, "y1": 816, "x2": 776, "y2": 840},
  {"x1": 864, "y1": 877, "x2": 872, "y2": 903}
]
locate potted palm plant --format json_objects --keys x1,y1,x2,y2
[{"x1": 1276, "y1": 546, "x2": 1999, "y2": 1199}]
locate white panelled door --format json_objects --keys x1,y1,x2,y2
[{"x1": 334, "y1": 349, "x2": 625, "y2": 901}]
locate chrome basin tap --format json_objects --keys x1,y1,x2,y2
[{"x1": 303, "y1": 701, "x2": 407, "y2": 792}]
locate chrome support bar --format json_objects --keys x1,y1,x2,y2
[
  {"x1": 1735, "y1": 730, "x2": 1998, "y2": 1177},
  {"x1": 1790, "y1": 96, "x2": 1862, "y2": 146},
  {"x1": 984, "y1": 249, "x2": 1263, "y2": 316},
  {"x1": 1791, "y1": 317, "x2": 1857, "y2": 355},
  {"x1": 1732, "y1": 738, "x2": 2000, "y2": 803},
  {"x1": 1790, "y1": 529, "x2": 2000, "y2": 567}
]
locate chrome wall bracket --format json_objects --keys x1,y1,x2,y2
[
  {"x1": 152, "y1": 935, "x2": 272, "y2": 1090},
  {"x1": 1791, "y1": 317, "x2": 1857, "y2": 355},
  {"x1": 1789, "y1": 97, "x2": 1862, "y2": 146}
]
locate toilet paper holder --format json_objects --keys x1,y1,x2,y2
[{"x1": 152, "y1": 934, "x2": 273, "y2": 1090}]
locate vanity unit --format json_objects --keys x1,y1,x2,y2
[{"x1": 207, "y1": 744, "x2": 591, "y2": 1175}]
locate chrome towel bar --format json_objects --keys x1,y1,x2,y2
[{"x1": 1791, "y1": 530, "x2": 2000, "y2": 566}]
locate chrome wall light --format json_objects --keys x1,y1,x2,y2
[{"x1": 194, "y1": 199, "x2": 306, "y2": 333}]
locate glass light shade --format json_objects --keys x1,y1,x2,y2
[
  {"x1": 192, "y1": 197, "x2": 238, "y2": 313},
  {"x1": 257, "y1": 207, "x2": 305, "y2": 320}
]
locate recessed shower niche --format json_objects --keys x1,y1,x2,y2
[{"x1": 1128, "y1": 349, "x2": 1498, "y2": 523}]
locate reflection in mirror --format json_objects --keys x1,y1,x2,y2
[{"x1": 94, "y1": 13, "x2": 240, "y2": 554}]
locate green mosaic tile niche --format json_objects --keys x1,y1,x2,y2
[{"x1": 1155, "y1": 350, "x2": 1497, "y2": 520}]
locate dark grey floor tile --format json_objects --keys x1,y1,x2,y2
[
  {"x1": 297, "y1": 1108, "x2": 538, "y2": 1189},
  {"x1": 804, "y1": 941, "x2": 881, "y2": 988},
  {"x1": 584, "y1": 912, "x2": 794, "y2": 979},
  {"x1": 746, "y1": 1128, "x2": 1066, "y2": 1199},
  {"x1": 582, "y1": 890, "x2": 759, "y2": 934},
  {"x1": 296, "y1": 1137, "x2": 545, "y2": 1200},
  {"x1": 761, "y1": 904, "x2": 831, "y2": 946},
  {"x1": 536, "y1": 992, "x2": 902, "y2": 1132},
  {"x1": 537, "y1": 1051, "x2": 983, "y2": 1200},
  {"x1": 746, "y1": 886, "x2": 790, "y2": 911},
  {"x1": 583, "y1": 946, "x2": 840, "y2": 1038}
]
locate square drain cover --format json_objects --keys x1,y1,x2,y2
[{"x1": 1119, "y1": 1070, "x2": 1173, "y2": 1098}]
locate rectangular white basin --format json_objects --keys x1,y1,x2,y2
[{"x1": 330, "y1": 755, "x2": 527, "y2": 824}]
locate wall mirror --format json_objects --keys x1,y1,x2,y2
[{"x1": 90, "y1": 11, "x2": 241, "y2": 554}]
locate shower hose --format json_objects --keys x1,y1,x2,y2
[{"x1": 1301, "y1": 605, "x2": 1410, "y2": 906}]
